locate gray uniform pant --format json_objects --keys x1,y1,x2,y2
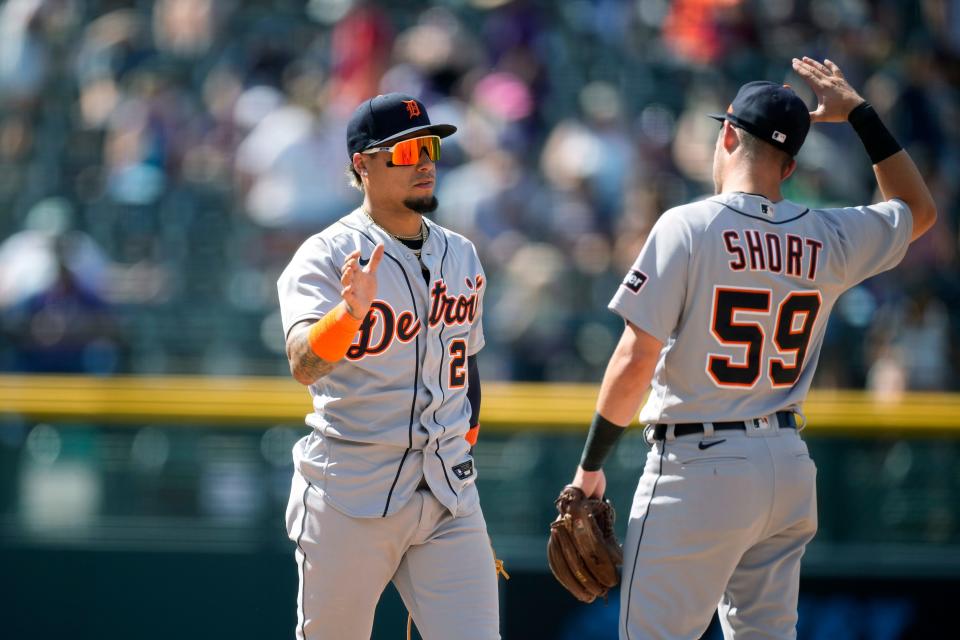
[
  {"x1": 285, "y1": 468, "x2": 500, "y2": 640},
  {"x1": 620, "y1": 424, "x2": 817, "y2": 639}
]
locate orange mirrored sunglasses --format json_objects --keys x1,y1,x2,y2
[{"x1": 361, "y1": 135, "x2": 441, "y2": 166}]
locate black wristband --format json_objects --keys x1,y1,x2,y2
[
  {"x1": 848, "y1": 101, "x2": 902, "y2": 164},
  {"x1": 579, "y1": 412, "x2": 628, "y2": 471}
]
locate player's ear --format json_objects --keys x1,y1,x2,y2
[
  {"x1": 352, "y1": 153, "x2": 368, "y2": 177},
  {"x1": 722, "y1": 121, "x2": 740, "y2": 153},
  {"x1": 781, "y1": 157, "x2": 798, "y2": 181}
]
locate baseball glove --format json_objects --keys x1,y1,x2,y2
[{"x1": 547, "y1": 485, "x2": 622, "y2": 603}]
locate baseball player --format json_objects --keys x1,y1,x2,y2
[
  {"x1": 565, "y1": 58, "x2": 937, "y2": 638},
  {"x1": 277, "y1": 93, "x2": 499, "y2": 639}
]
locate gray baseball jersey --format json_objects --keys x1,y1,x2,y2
[
  {"x1": 610, "y1": 192, "x2": 912, "y2": 424},
  {"x1": 613, "y1": 191, "x2": 912, "y2": 639},
  {"x1": 277, "y1": 208, "x2": 486, "y2": 519}
]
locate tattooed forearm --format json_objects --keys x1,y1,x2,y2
[{"x1": 286, "y1": 322, "x2": 337, "y2": 385}]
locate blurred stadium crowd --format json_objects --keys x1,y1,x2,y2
[{"x1": 0, "y1": 0, "x2": 957, "y2": 392}]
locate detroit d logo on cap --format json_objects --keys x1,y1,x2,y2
[{"x1": 402, "y1": 100, "x2": 421, "y2": 118}]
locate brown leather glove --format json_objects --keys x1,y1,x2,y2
[{"x1": 547, "y1": 485, "x2": 623, "y2": 603}]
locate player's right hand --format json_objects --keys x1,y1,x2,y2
[
  {"x1": 792, "y1": 57, "x2": 865, "y2": 123},
  {"x1": 340, "y1": 243, "x2": 384, "y2": 320},
  {"x1": 572, "y1": 466, "x2": 607, "y2": 499}
]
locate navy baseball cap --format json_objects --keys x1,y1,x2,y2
[
  {"x1": 346, "y1": 93, "x2": 457, "y2": 157},
  {"x1": 709, "y1": 81, "x2": 810, "y2": 156}
]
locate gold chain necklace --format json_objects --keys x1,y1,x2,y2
[{"x1": 362, "y1": 207, "x2": 429, "y2": 247}]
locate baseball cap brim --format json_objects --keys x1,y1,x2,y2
[
  {"x1": 707, "y1": 112, "x2": 773, "y2": 148},
  {"x1": 367, "y1": 123, "x2": 457, "y2": 150}
]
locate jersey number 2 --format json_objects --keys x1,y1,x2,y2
[
  {"x1": 449, "y1": 339, "x2": 467, "y2": 389},
  {"x1": 707, "y1": 287, "x2": 822, "y2": 388}
]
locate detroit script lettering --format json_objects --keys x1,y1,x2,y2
[{"x1": 346, "y1": 275, "x2": 483, "y2": 360}]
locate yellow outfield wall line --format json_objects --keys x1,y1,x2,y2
[{"x1": 0, "y1": 375, "x2": 958, "y2": 435}]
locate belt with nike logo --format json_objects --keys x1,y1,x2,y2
[{"x1": 651, "y1": 411, "x2": 797, "y2": 441}]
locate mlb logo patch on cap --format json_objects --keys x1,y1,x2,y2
[{"x1": 707, "y1": 81, "x2": 811, "y2": 156}]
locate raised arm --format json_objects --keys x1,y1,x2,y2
[
  {"x1": 792, "y1": 57, "x2": 937, "y2": 241},
  {"x1": 285, "y1": 244, "x2": 384, "y2": 386},
  {"x1": 871, "y1": 150, "x2": 937, "y2": 241}
]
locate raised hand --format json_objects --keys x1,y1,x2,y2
[
  {"x1": 792, "y1": 57, "x2": 865, "y2": 123},
  {"x1": 341, "y1": 243, "x2": 385, "y2": 320}
]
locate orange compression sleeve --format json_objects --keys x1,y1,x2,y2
[
  {"x1": 465, "y1": 424, "x2": 480, "y2": 447},
  {"x1": 307, "y1": 302, "x2": 363, "y2": 362}
]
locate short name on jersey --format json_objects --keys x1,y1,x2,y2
[
  {"x1": 722, "y1": 230, "x2": 823, "y2": 281},
  {"x1": 346, "y1": 274, "x2": 483, "y2": 361}
]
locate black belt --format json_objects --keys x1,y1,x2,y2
[{"x1": 652, "y1": 411, "x2": 796, "y2": 441}]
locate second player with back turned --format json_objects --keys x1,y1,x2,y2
[{"x1": 555, "y1": 57, "x2": 937, "y2": 638}]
